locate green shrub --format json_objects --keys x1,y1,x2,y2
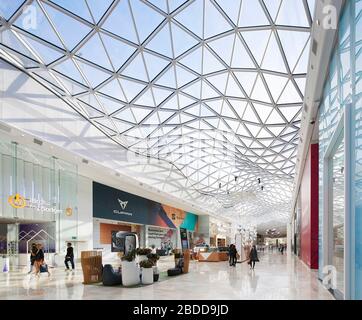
[
  {"x1": 136, "y1": 248, "x2": 152, "y2": 255},
  {"x1": 139, "y1": 259, "x2": 154, "y2": 268},
  {"x1": 121, "y1": 249, "x2": 136, "y2": 262},
  {"x1": 147, "y1": 253, "x2": 160, "y2": 262}
]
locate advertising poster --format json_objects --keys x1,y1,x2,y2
[
  {"x1": 147, "y1": 226, "x2": 176, "y2": 252},
  {"x1": 93, "y1": 182, "x2": 199, "y2": 232}
]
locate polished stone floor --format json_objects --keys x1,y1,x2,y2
[{"x1": 0, "y1": 252, "x2": 333, "y2": 300}]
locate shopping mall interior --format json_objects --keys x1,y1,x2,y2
[{"x1": 0, "y1": 0, "x2": 360, "y2": 301}]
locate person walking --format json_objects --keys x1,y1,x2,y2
[
  {"x1": 232, "y1": 245, "x2": 238, "y2": 267},
  {"x1": 228, "y1": 244, "x2": 234, "y2": 266},
  {"x1": 28, "y1": 243, "x2": 37, "y2": 274},
  {"x1": 249, "y1": 245, "x2": 259, "y2": 270},
  {"x1": 34, "y1": 243, "x2": 50, "y2": 277},
  {"x1": 64, "y1": 242, "x2": 75, "y2": 271}
]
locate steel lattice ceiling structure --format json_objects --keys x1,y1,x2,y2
[{"x1": 0, "y1": 0, "x2": 315, "y2": 231}]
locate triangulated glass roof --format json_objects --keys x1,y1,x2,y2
[{"x1": 0, "y1": 0, "x2": 315, "y2": 230}]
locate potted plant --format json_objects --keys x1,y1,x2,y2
[
  {"x1": 139, "y1": 259, "x2": 154, "y2": 285},
  {"x1": 136, "y1": 248, "x2": 152, "y2": 262},
  {"x1": 121, "y1": 250, "x2": 140, "y2": 286},
  {"x1": 147, "y1": 253, "x2": 159, "y2": 265},
  {"x1": 147, "y1": 253, "x2": 160, "y2": 281}
]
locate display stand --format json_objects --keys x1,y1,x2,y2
[
  {"x1": 182, "y1": 249, "x2": 190, "y2": 273},
  {"x1": 235, "y1": 234, "x2": 247, "y2": 262},
  {"x1": 81, "y1": 251, "x2": 102, "y2": 284}
]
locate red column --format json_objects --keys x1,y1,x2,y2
[{"x1": 300, "y1": 144, "x2": 319, "y2": 269}]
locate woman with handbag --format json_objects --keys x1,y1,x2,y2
[
  {"x1": 28, "y1": 243, "x2": 37, "y2": 274},
  {"x1": 34, "y1": 243, "x2": 50, "y2": 277}
]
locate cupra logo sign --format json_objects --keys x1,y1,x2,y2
[{"x1": 118, "y1": 199, "x2": 128, "y2": 210}]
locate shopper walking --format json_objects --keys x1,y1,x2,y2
[
  {"x1": 232, "y1": 245, "x2": 238, "y2": 267},
  {"x1": 64, "y1": 242, "x2": 75, "y2": 271},
  {"x1": 228, "y1": 244, "x2": 234, "y2": 266},
  {"x1": 249, "y1": 245, "x2": 259, "y2": 270},
  {"x1": 34, "y1": 243, "x2": 50, "y2": 277},
  {"x1": 28, "y1": 243, "x2": 37, "y2": 274}
]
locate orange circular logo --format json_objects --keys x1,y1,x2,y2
[
  {"x1": 8, "y1": 194, "x2": 27, "y2": 209},
  {"x1": 65, "y1": 207, "x2": 73, "y2": 216}
]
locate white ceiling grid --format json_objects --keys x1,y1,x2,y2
[{"x1": 0, "y1": 0, "x2": 314, "y2": 231}]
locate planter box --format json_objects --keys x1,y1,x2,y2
[
  {"x1": 121, "y1": 261, "x2": 140, "y2": 286},
  {"x1": 152, "y1": 266, "x2": 159, "y2": 282},
  {"x1": 141, "y1": 267, "x2": 153, "y2": 285}
]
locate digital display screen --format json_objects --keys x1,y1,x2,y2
[{"x1": 180, "y1": 228, "x2": 188, "y2": 249}]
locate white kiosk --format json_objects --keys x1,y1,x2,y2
[{"x1": 235, "y1": 234, "x2": 246, "y2": 262}]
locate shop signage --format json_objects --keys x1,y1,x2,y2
[
  {"x1": 118, "y1": 199, "x2": 128, "y2": 210},
  {"x1": 65, "y1": 207, "x2": 73, "y2": 216},
  {"x1": 113, "y1": 199, "x2": 132, "y2": 216},
  {"x1": 8, "y1": 193, "x2": 62, "y2": 214},
  {"x1": 93, "y1": 182, "x2": 149, "y2": 224},
  {"x1": 8, "y1": 194, "x2": 26, "y2": 209},
  {"x1": 93, "y1": 182, "x2": 198, "y2": 230}
]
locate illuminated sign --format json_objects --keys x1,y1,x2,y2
[
  {"x1": 65, "y1": 207, "x2": 73, "y2": 216},
  {"x1": 8, "y1": 194, "x2": 27, "y2": 209},
  {"x1": 8, "y1": 193, "x2": 62, "y2": 214}
]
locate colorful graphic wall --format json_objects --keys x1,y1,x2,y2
[
  {"x1": 300, "y1": 144, "x2": 319, "y2": 269},
  {"x1": 18, "y1": 223, "x2": 56, "y2": 253},
  {"x1": 93, "y1": 182, "x2": 198, "y2": 231}
]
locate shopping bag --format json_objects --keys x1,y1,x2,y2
[{"x1": 40, "y1": 264, "x2": 48, "y2": 273}]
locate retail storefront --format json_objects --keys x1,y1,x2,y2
[
  {"x1": 209, "y1": 217, "x2": 232, "y2": 247},
  {"x1": 318, "y1": 0, "x2": 361, "y2": 300},
  {"x1": 92, "y1": 182, "x2": 200, "y2": 258},
  {"x1": 0, "y1": 136, "x2": 80, "y2": 269}
]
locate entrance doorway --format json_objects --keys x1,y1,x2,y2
[{"x1": 0, "y1": 218, "x2": 56, "y2": 271}]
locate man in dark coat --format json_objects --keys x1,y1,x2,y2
[
  {"x1": 64, "y1": 242, "x2": 75, "y2": 271},
  {"x1": 228, "y1": 244, "x2": 234, "y2": 266},
  {"x1": 249, "y1": 245, "x2": 259, "y2": 270}
]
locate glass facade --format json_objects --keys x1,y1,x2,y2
[
  {"x1": 332, "y1": 135, "x2": 345, "y2": 294},
  {"x1": 318, "y1": 0, "x2": 362, "y2": 299},
  {"x1": 0, "y1": 135, "x2": 78, "y2": 264}
]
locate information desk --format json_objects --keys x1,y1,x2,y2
[{"x1": 198, "y1": 251, "x2": 228, "y2": 262}]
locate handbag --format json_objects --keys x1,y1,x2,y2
[{"x1": 40, "y1": 263, "x2": 48, "y2": 273}]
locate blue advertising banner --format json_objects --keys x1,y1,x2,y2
[
  {"x1": 93, "y1": 182, "x2": 198, "y2": 230},
  {"x1": 93, "y1": 182, "x2": 150, "y2": 225}
]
